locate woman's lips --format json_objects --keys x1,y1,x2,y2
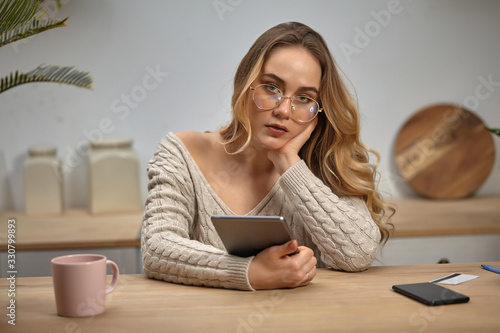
[{"x1": 266, "y1": 124, "x2": 288, "y2": 137}]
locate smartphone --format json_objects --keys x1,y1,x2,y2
[{"x1": 392, "y1": 282, "x2": 470, "y2": 306}]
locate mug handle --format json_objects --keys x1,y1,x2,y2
[{"x1": 105, "y1": 260, "x2": 120, "y2": 294}]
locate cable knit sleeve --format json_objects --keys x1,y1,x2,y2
[
  {"x1": 279, "y1": 160, "x2": 381, "y2": 272},
  {"x1": 141, "y1": 136, "x2": 254, "y2": 290}
]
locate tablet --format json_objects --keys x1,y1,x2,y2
[
  {"x1": 392, "y1": 282, "x2": 470, "y2": 306},
  {"x1": 211, "y1": 215, "x2": 293, "y2": 257}
]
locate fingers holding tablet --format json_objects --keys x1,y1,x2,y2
[
  {"x1": 211, "y1": 215, "x2": 318, "y2": 290},
  {"x1": 248, "y1": 242, "x2": 317, "y2": 290}
]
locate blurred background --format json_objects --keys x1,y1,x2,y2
[{"x1": 1, "y1": 0, "x2": 499, "y2": 211}]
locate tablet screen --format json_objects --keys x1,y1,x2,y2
[{"x1": 211, "y1": 215, "x2": 293, "y2": 257}]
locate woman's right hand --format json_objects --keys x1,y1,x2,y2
[{"x1": 247, "y1": 240, "x2": 317, "y2": 290}]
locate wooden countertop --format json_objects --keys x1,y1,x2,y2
[
  {"x1": 390, "y1": 195, "x2": 500, "y2": 237},
  {"x1": 0, "y1": 210, "x2": 143, "y2": 250},
  {"x1": 2, "y1": 262, "x2": 499, "y2": 332}
]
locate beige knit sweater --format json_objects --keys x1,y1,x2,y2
[{"x1": 141, "y1": 132, "x2": 381, "y2": 291}]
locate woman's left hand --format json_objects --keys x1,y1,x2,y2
[{"x1": 268, "y1": 117, "x2": 318, "y2": 174}]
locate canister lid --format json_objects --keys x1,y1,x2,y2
[
  {"x1": 28, "y1": 145, "x2": 57, "y2": 157},
  {"x1": 90, "y1": 138, "x2": 133, "y2": 149}
]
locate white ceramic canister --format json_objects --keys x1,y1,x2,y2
[
  {"x1": 24, "y1": 145, "x2": 64, "y2": 215},
  {"x1": 88, "y1": 138, "x2": 142, "y2": 214}
]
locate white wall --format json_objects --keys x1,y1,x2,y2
[{"x1": 1, "y1": 0, "x2": 499, "y2": 211}]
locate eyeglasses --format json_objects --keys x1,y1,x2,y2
[{"x1": 250, "y1": 84, "x2": 322, "y2": 123}]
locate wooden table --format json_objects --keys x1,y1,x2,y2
[{"x1": 1, "y1": 262, "x2": 499, "y2": 332}]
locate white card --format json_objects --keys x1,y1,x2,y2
[{"x1": 430, "y1": 273, "x2": 479, "y2": 285}]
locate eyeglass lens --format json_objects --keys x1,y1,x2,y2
[{"x1": 253, "y1": 84, "x2": 318, "y2": 122}]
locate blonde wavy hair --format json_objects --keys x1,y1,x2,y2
[{"x1": 219, "y1": 22, "x2": 394, "y2": 243}]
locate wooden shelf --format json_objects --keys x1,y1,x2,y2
[
  {"x1": 390, "y1": 195, "x2": 500, "y2": 237},
  {"x1": 2, "y1": 195, "x2": 499, "y2": 251},
  {"x1": 0, "y1": 210, "x2": 143, "y2": 251}
]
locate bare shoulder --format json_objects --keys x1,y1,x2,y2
[
  {"x1": 175, "y1": 130, "x2": 219, "y2": 157},
  {"x1": 175, "y1": 130, "x2": 204, "y2": 144}
]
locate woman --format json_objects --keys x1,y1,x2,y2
[{"x1": 141, "y1": 22, "x2": 393, "y2": 291}]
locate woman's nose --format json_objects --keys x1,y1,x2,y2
[{"x1": 272, "y1": 97, "x2": 293, "y2": 119}]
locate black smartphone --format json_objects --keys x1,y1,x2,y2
[{"x1": 392, "y1": 282, "x2": 470, "y2": 306}]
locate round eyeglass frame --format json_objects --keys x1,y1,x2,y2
[{"x1": 250, "y1": 84, "x2": 322, "y2": 123}]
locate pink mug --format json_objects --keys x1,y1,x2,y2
[{"x1": 51, "y1": 254, "x2": 119, "y2": 317}]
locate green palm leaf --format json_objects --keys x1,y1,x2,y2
[
  {"x1": 0, "y1": 16, "x2": 68, "y2": 48},
  {"x1": 486, "y1": 127, "x2": 500, "y2": 137},
  {"x1": 0, "y1": 0, "x2": 39, "y2": 33},
  {"x1": 0, "y1": 65, "x2": 93, "y2": 93}
]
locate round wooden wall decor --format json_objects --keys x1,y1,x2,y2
[{"x1": 394, "y1": 104, "x2": 495, "y2": 199}]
